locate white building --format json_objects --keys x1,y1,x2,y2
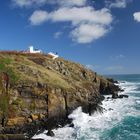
[
  {"x1": 29, "y1": 46, "x2": 42, "y2": 54},
  {"x1": 48, "y1": 52, "x2": 59, "y2": 60}
]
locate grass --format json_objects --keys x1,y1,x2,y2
[
  {"x1": 0, "y1": 51, "x2": 98, "y2": 90},
  {"x1": 0, "y1": 94, "x2": 9, "y2": 114},
  {"x1": 0, "y1": 57, "x2": 19, "y2": 85}
]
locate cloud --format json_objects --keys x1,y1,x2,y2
[
  {"x1": 50, "y1": 7, "x2": 112, "y2": 25},
  {"x1": 56, "y1": 0, "x2": 87, "y2": 7},
  {"x1": 71, "y1": 23, "x2": 108, "y2": 43},
  {"x1": 133, "y1": 12, "x2": 140, "y2": 22},
  {"x1": 12, "y1": 0, "x2": 47, "y2": 7},
  {"x1": 12, "y1": 0, "x2": 87, "y2": 8},
  {"x1": 12, "y1": 0, "x2": 114, "y2": 44},
  {"x1": 29, "y1": 7, "x2": 113, "y2": 43},
  {"x1": 29, "y1": 10, "x2": 48, "y2": 25},
  {"x1": 54, "y1": 32, "x2": 63, "y2": 39},
  {"x1": 106, "y1": 0, "x2": 132, "y2": 9}
]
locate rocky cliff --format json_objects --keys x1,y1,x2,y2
[{"x1": 0, "y1": 51, "x2": 120, "y2": 139}]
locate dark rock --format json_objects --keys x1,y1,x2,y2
[
  {"x1": 100, "y1": 95, "x2": 105, "y2": 101},
  {"x1": 118, "y1": 95, "x2": 129, "y2": 98},
  {"x1": 46, "y1": 130, "x2": 55, "y2": 137},
  {"x1": 118, "y1": 95, "x2": 123, "y2": 98},
  {"x1": 69, "y1": 123, "x2": 74, "y2": 128},
  {"x1": 107, "y1": 78, "x2": 118, "y2": 84},
  {"x1": 108, "y1": 108, "x2": 113, "y2": 111},
  {"x1": 31, "y1": 138, "x2": 44, "y2": 140},
  {"x1": 112, "y1": 93, "x2": 118, "y2": 99},
  {"x1": 120, "y1": 89, "x2": 125, "y2": 92}
]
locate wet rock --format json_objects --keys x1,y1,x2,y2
[
  {"x1": 108, "y1": 108, "x2": 113, "y2": 111},
  {"x1": 107, "y1": 78, "x2": 118, "y2": 84},
  {"x1": 120, "y1": 89, "x2": 125, "y2": 92},
  {"x1": 69, "y1": 123, "x2": 74, "y2": 128},
  {"x1": 112, "y1": 94, "x2": 118, "y2": 99},
  {"x1": 31, "y1": 138, "x2": 44, "y2": 140},
  {"x1": 46, "y1": 130, "x2": 55, "y2": 137},
  {"x1": 100, "y1": 95, "x2": 105, "y2": 101},
  {"x1": 118, "y1": 94, "x2": 129, "y2": 98}
]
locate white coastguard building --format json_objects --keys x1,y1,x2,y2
[
  {"x1": 28, "y1": 46, "x2": 59, "y2": 60},
  {"x1": 48, "y1": 52, "x2": 59, "y2": 60},
  {"x1": 29, "y1": 46, "x2": 42, "y2": 54}
]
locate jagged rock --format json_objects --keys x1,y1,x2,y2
[
  {"x1": 118, "y1": 94, "x2": 129, "y2": 98},
  {"x1": 69, "y1": 123, "x2": 74, "y2": 127},
  {"x1": 107, "y1": 78, "x2": 118, "y2": 84},
  {"x1": 112, "y1": 94, "x2": 118, "y2": 99},
  {"x1": 46, "y1": 130, "x2": 55, "y2": 137},
  {"x1": 32, "y1": 138, "x2": 44, "y2": 140},
  {"x1": 100, "y1": 95, "x2": 105, "y2": 101},
  {"x1": 108, "y1": 108, "x2": 113, "y2": 111}
]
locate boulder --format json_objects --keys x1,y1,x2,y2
[
  {"x1": 118, "y1": 94, "x2": 129, "y2": 98},
  {"x1": 46, "y1": 130, "x2": 55, "y2": 137},
  {"x1": 112, "y1": 94, "x2": 118, "y2": 99}
]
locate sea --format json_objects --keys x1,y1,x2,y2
[{"x1": 33, "y1": 74, "x2": 140, "y2": 140}]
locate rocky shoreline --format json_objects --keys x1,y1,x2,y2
[
  {"x1": 0, "y1": 89, "x2": 124, "y2": 140},
  {"x1": 0, "y1": 52, "x2": 122, "y2": 140}
]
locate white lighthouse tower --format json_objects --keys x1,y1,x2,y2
[{"x1": 29, "y1": 46, "x2": 42, "y2": 54}]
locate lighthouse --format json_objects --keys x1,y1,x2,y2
[{"x1": 29, "y1": 46, "x2": 42, "y2": 54}]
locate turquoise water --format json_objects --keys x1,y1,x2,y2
[
  {"x1": 33, "y1": 74, "x2": 140, "y2": 140},
  {"x1": 100, "y1": 74, "x2": 140, "y2": 140}
]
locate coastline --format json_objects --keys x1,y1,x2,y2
[
  {"x1": 33, "y1": 77, "x2": 140, "y2": 140},
  {"x1": 0, "y1": 52, "x2": 121, "y2": 139}
]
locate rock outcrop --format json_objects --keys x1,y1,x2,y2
[{"x1": 0, "y1": 51, "x2": 120, "y2": 139}]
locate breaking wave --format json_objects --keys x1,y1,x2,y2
[{"x1": 33, "y1": 76, "x2": 140, "y2": 140}]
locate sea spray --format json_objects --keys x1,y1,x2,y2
[{"x1": 33, "y1": 75, "x2": 140, "y2": 140}]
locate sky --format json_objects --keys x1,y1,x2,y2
[{"x1": 0, "y1": 0, "x2": 140, "y2": 75}]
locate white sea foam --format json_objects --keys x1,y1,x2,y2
[
  {"x1": 33, "y1": 80, "x2": 140, "y2": 140},
  {"x1": 117, "y1": 81, "x2": 140, "y2": 94}
]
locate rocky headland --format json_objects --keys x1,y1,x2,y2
[{"x1": 0, "y1": 51, "x2": 121, "y2": 139}]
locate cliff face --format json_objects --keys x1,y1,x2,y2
[{"x1": 0, "y1": 52, "x2": 119, "y2": 137}]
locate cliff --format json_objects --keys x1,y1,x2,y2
[{"x1": 0, "y1": 52, "x2": 120, "y2": 139}]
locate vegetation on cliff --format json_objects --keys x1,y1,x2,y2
[{"x1": 0, "y1": 51, "x2": 120, "y2": 139}]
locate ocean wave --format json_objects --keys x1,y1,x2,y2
[
  {"x1": 117, "y1": 81, "x2": 140, "y2": 94},
  {"x1": 33, "y1": 79, "x2": 140, "y2": 140},
  {"x1": 33, "y1": 97, "x2": 139, "y2": 140}
]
